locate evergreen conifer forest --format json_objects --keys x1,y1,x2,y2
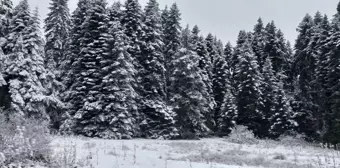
[{"x1": 1, "y1": 0, "x2": 340, "y2": 147}]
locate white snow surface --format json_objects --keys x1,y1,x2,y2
[{"x1": 51, "y1": 136, "x2": 340, "y2": 168}]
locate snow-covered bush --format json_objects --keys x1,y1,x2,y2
[
  {"x1": 279, "y1": 134, "x2": 309, "y2": 147},
  {"x1": 0, "y1": 111, "x2": 52, "y2": 167},
  {"x1": 225, "y1": 125, "x2": 259, "y2": 145}
]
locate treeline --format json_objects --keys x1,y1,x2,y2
[{"x1": 0, "y1": 0, "x2": 340, "y2": 145}]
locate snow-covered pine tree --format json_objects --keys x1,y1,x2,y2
[
  {"x1": 0, "y1": 0, "x2": 12, "y2": 38},
  {"x1": 44, "y1": 0, "x2": 71, "y2": 71},
  {"x1": 224, "y1": 42, "x2": 233, "y2": 66},
  {"x1": 230, "y1": 30, "x2": 250, "y2": 96},
  {"x1": 99, "y1": 20, "x2": 139, "y2": 139},
  {"x1": 223, "y1": 42, "x2": 234, "y2": 94},
  {"x1": 218, "y1": 82, "x2": 237, "y2": 136},
  {"x1": 234, "y1": 39, "x2": 264, "y2": 137},
  {"x1": 108, "y1": 1, "x2": 122, "y2": 23},
  {"x1": 181, "y1": 25, "x2": 191, "y2": 49},
  {"x1": 322, "y1": 4, "x2": 340, "y2": 146},
  {"x1": 0, "y1": 0, "x2": 12, "y2": 15},
  {"x1": 44, "y1": 0, "x2": 71, "y2": 130},
  {"x1": 3, "y1": 0, "x2": 29, "y2": 55},
  {"x1": 63, "y1": 0, "x2": 91, "y2": 87},
  {"x1": 139, "y1": 0, "x2": 178, "y2": 139},
  {"x1": 205, "y1": 33, "x2": 219, "y2": 66},
  {"x1": 4, "y1": 1, "x2": 49, "y2": 121},
  {"x1": 275, "y1": 29, "x2": 293, "y2": 90},
  {"x1": 212, "y1": 45, "x2": 229, "y2": 132},
  {"x1": 214, "y1": 44, "x2": 237, "y2": 135},
  {"x1": 192, "y1": 26, "x2": 214, "y2": 98},
  {"x1": 314, "y1": 14, "x2": 332, "y2": 143},
  {"x1": 270, "y1": 78, "x2": 295, "y2": 138},
  {"x1": 292, "y1": 14, "x2": 319, "y2": 139},
  {"x1": 61, "y1": 0, "x2": 92, "y2": 132},
  {"x1": 205, "y1": 33, "x2": 223, "y2": 130},
  {"x1": 160, "y1": 5, "x2": 168, "y2": 32},
  {"x1": 191, "y1": 25, "x2": 215, "y2": 129},
  {"x1": 0, "y1": 0, "x2": 12, "y2": 102},
  {"x1": 168, "y1": 44, "x2": 211, "y2": 137},
  {"x1": 259, "y1": 57, "x2": 277, "y2": 138},
  {"x1": 251, "y1": 18, "x2": 266, "y2": 71},
  {"x1": 214, "y1": 38, "x2": 224, "y2": 57},
  {"x1": 163, "y1": 3, "x2": 181, "y2": 89},
  {"x1": 121, "y1": 0, "x2": 144, "y2": 70},
  {"x1": 231, "y1": 30, "x2": 249, "y2": 71},
  {"x1": 315, "y1": 14, "x2": 331, "y2": 102},
  {"x1": 24, "y1": 7, "x2": 44, "y2": 56},
  {"x1": 264, "y1": 21, "x2": 289, "y2": 74},
  {"x1": 304, "y1": 11, "x2": 328, "y2": 136},
  {"x1": 25, "y1": 7, "x2": 63, "y2": 121},
  {"x1": 70, "y1": 0, "x2": 110, "y2": 137},
  {"x1": 284, "y1": 41, "x2": 295, "y2": 92},
  {"x1": 121, "y1": 0, "x2": 144, "y2": 123}
]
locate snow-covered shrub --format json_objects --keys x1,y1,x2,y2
[
  {"x1": 225, "y1": 125, "x2": 259, "y2": 145},
  {"x1": 279, "y1": 134, "x2": 309, "y2": 147},
  {"x1": 0, "y1": 111, "x2": 52, "y2": 167}
]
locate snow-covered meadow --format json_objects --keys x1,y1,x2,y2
[{"x1": 51, "y1": 136, "x2": 340, "y2": 168}]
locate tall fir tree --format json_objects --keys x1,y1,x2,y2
[
  {"x1": 3, "y1": 0, "x2": 30, "y2": 55},
  {"x1": 44, "y1": 0, "x2": 71, "y2": 130},
  {"x1": 29, "y1": 8, "x2": 64, "y2": 127},
  {"x1": 306, "y1": 12, "x2": 328, "y2": 136},
  {"x1": 108, "y1": 1, "x2": 122, "y2": 23},
  {"x1": 218, "y1": 84, "x2": 237, "y2": 136},
  {"x1": 168, "y1": 45, "x2": 211, "y2": 136},
  {"x1": 61, "y1": 0, "x2": 92, "y2": 132},
  {"x1": 315, "y1": 14, "x2": 332, "y2": 143},
  {"x1": 259, "y1": 57, "x2": 277, "y2": 138},
  {"x1": 264, "y1": 21, "x2": 290, "y2": 74},
  {"x1": 234, "y1": 40, "x2": 264, "y2": 137},
  {"x1": 191, "y1": 26, "x2": 215, "y2": 128},
  {"x1": 205, "y1": 33, "x2": 219, "y2": 66},
  {"x1": 139, "y1": 0, "x2": 178, "y2": 139},
  {"x1": 163, "y1": 3, "x2": 181, "y2": 93},
  {"x1": 252, "y1": 18, "x2": 266, "y2": 71},
  {"x1": 270, "y1": 79, "x2": 295, "y2": 138},
  {"x1": 192, "y1": 26, "x2": 214, "y2": 100},
  {"x1": 0, "y1": 0, "x2": 13, "y2": 110},
  {"x1": 276, "y1": 29, "x2": 293, "y2": 91},
  {"x1": 323, "y1": 3, "x2": 340, "y2": 146},
  {"x1": 216, "y1": 43, "x2": 236, "y2": 136},
  {"x1": 0, "y1": 0, "x2": 12, "y2": 38},
  {"x1": 121, "y1": 0, "x2": 144, "y2": 70},
  {"x1": 224, "y1": 42, "x2": 233, "y2": 66},
  {"x1": 230, "y1": 30, "x2": 250, "y2": 96},
  {"x1": 4, "y1": 1, "x2": 49, "y2": 121},
  {"x1": 44, "y1": 0, "x2": 71, "y2": 70},
  {"x1": 99, "y1": 20, "x2": 139, "y2": 139},
  {"x1": 121, "y1": 0, "x2": 144, "y2": 122},
  {"x1": 292, "y1": 14, "x2": 319, "y2": 139},
  {"x1": 212, "y1": 45, "x2": 229, "y2": 132},
  {"x1": 70, "y1": 0, "x2": 111, "y2": 137},
  {"x1": 63, "y1": 0, "x2": 91, "y2": 87}
]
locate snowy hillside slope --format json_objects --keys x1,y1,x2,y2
[{"x1": 51, "y1": 136, "x2": 340, "y2": 168}]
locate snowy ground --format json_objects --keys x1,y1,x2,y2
[{"x1": 51, "y1": 136, "x2": 340, "y2": 168}]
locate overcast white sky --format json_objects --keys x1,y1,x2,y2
[{"x1": 12, "y1": 0, "x2": 340, "y2": 45}]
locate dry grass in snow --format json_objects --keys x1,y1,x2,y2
[{"x1": 50, "y1": 135, "x2": 340, "y2": 168}]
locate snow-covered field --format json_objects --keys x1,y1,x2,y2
[{"x1": 50, "y1": 136, "x2": 340, "y2": 168}]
